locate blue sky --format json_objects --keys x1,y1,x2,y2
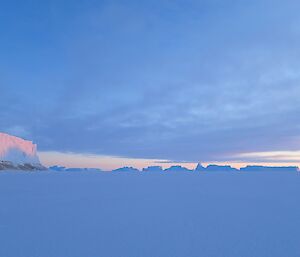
[{"x1": 1, "y1": 0, "x2": 300, "y2": 168}]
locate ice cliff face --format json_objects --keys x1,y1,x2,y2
[{"x1": 0, "y1": 132, "x2": 45, "y2": 170}]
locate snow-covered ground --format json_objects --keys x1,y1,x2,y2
[{"x1": 0, "y1": 171, "x2": 299, "y2": 257}]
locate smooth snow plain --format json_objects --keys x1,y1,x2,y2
[{"x1": 0, "y1": 171, "x2": 299, "y2": 257}]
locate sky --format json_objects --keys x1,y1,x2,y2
[{"x1": 1, "y1": 0, "x2": 300, "y2": 169}]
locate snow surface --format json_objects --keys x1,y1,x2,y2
[
  {"x1": 0, "y1": 171, "x2": 299, "y2": 257},
  {"x1": 0, "y1": 132, "x2": 40, "y2": 164}
]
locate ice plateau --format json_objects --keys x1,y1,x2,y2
[{"x1": 0, "y1": 132, "x2": 45, "y2": 170}]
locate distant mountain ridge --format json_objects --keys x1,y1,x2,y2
[
  {"x1": 49, "y1": 164, "x2": 300, "y2": 173},
  {"x1": 49, "y1": 166, "x2": 101, "y2": 172}
]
